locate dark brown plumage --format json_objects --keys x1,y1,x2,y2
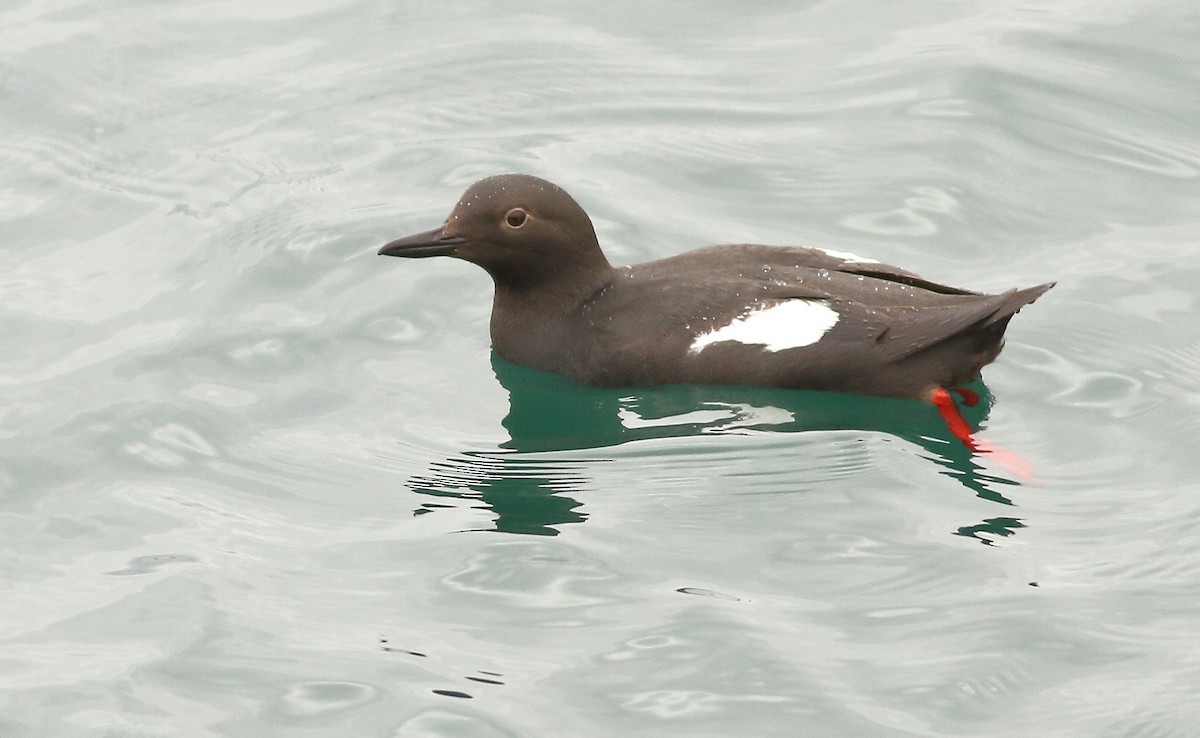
[{"x1": 379, "y1": 174, "x2": 1052, "y2": 400}]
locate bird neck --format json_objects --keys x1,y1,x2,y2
[
  {"x1": 491, "y1": 260, "x2": 614, "y2": 314},
  {"x1": 487, "y1": 258, "x2": 614, "y2": 376}
]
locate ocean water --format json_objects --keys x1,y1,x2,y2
[{"x1": 4, "y1": 1, "x2": 1200, "y2": 736}]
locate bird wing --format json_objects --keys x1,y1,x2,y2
[{"x1": 758, "y1": 277, "x2": 1052, "y2": 363}]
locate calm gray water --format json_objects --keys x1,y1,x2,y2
[{"x1": 4, "y1": 1, "x2": 1200, "y2": 736}]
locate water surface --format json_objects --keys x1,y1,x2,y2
[{"x1": 3, "y1": 1, "x2": 1200, "y2": 736}]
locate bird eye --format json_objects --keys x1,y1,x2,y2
[{"x1": 504, "y1": 208, "x2": 528, "y2": 228}]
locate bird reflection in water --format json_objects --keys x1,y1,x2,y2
[{"x1": 405, "y1": 352, "x2": 1033, "y2": 542}]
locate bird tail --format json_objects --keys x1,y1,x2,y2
[{"x1": 979, "y1": 282, "x2": 1055, "y2": 327}]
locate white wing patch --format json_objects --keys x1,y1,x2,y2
[
  {"x1": 819, "y1": 247, "x2": 879, "y2": 264},
  {"x1": 690, "y1": 300, "x2": 840, "y2": 354}
]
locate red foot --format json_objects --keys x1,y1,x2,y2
[
  {"x1": 932, "y1": 387, "x2": 974, "y2": 442},
  {"x1": 930, "y1": 388, "x2": 1040, "y2": 483},
  {"x1": 950, "y1": 387, "x2": 980, "y2": 407}
]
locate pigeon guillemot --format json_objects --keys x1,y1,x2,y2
[{"x1": 378, "y1": 174, "x2": 1053, "y2": 409}]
